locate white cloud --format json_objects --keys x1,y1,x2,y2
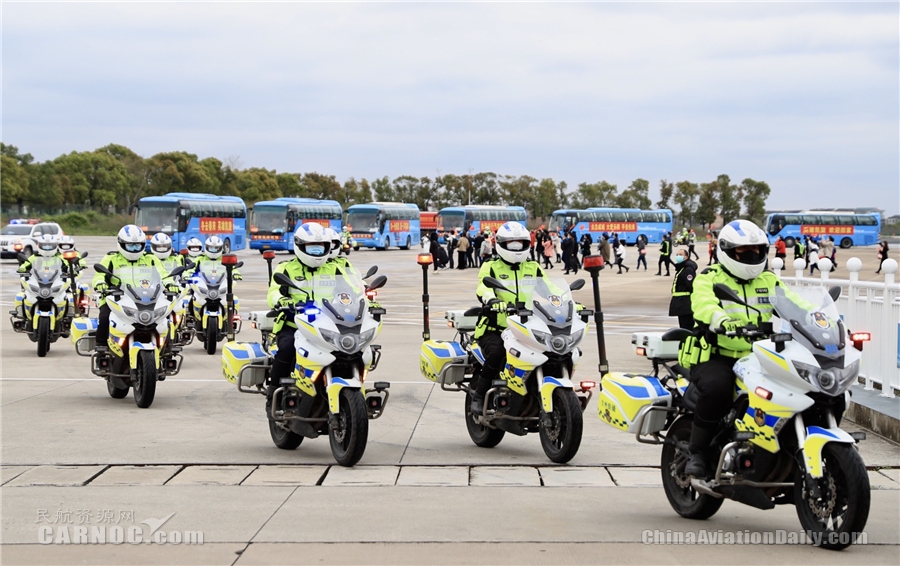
[{"x1": 3, "y1": 2, "x2": 897, "y2": 212}]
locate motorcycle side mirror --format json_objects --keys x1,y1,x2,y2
[
  {"x1": 167, "y1": 266, "x2": 186, "y2": 279},
  {"x1": 367, "y1": 275, "x2": 387, "y2": 291},
  {"x1": 363, "y1": 265, "x2": 378, "y2": 279},
  {"x1": 569, "y1": 279, "x2": 585, "y2": 291},
  {"x1": 273, "y1": 272, "x2": 300, "y2": 290},
  {"x1": 713, "y1": 283, "x2": 744, "y2": 306},
  {"x1": 184, "y1": 259, "x2": 195, "y2": 269},
  {"x1": 828, "y1": 286, "x2": 841, "y2": 302},
  {"x1": 94, "y1": 263, "x2": 113, "y2": 277},
  {"x1": 16, "y1": 253, "x2": 27, "y2": 264},
  {"x1": 483, "y1": 276, "x2": 512, "y2": 294},
  {"x1": 81, "y1": 251, "x2": 89, "y2": 258}
]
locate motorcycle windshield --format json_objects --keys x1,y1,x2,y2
[
  {"x1": 298, "y1": 273, "x2": 368, "y2": 330},
  {"x1": 527, "y1": 276, "x2": 577, "y2": 330},
  {"x1": 199, "y1": 262, "x2": 226, "y2": 286},
  {"x1": 30, "y1": 256, "x2": 62, "y2": 285},
  {"x1": 116, "y1": 266, "x2": 163, "y2": 305},
  {"x1": 771, "y1": 286, "x2": 844, "y2": 355}
]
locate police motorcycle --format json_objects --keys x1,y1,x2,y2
[
  {"x1": 423, "y1": 276, "x2": 594, "y2": 463},
  {"x1": 77, "y1": 263, "x2": 186, "y2": 408},
  {"x1": 10, "y1": 252, "x2": 83, "y2": 357},
  {"x1": 223, "y1": 267, "x2": 390, "y2": 467},
  {"x1": 188, "y1": 261, "x2": 238, "y2": 355},
  {"x1": 598, "y1": 284, "x2": 870, "y2": 549}
]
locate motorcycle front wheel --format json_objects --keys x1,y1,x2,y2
[
  {"x1": 36, "y1": 317, "x2": 50, "y2": 357},
  {"x1": 133, "y1": 350, "x2": 157, "y2": 408},
  {"x1": 464, "y1": 390, "x2": 505, "y2": 448},
  {"x1": 795, "y1": 443, "x2": 870, "y2": 549},
  {"x1": 539, "y1": 388, "x2": 583, "y2": 463},
  {"x1": 661, "y1": 416, "x2": 724, "y2": 520},
  {"x1": 205, "y1": 320, "x2": 217, "y2": 355},
  {"x1": 329, "y1": 389, "x2": 369, "y2": 467}
]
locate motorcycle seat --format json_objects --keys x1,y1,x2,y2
[{"x1": 661, "y1": 328, "x2": 692, "y2": 343}]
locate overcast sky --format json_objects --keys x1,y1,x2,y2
[{"x1": 3, "y1": 2, "x2": 898, "y2": 214}]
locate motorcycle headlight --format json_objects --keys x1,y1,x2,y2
[
  {"x1": 39, "y1": 288, "x2": 51, "y2": 298},
  {"x1": 533, "y1": 329, "x2": 583, "y2": 354},
  {"x1": 320, "y1": 329, "x2": 359, "y2": 353},
  {"x1": 208, "y1": 289, "x2": 219, "y2": 300},
  {"x1": 359, "y1": 328, "x2": 377, "y2": 348},
  {"x1": 136, "y1": 310, "x2": 154, "y2": 325},
  {"x1": 154, "y1": 306, "x2": 169, "y2": 319},
  {"x1": 121, "y1": 305, "x2": 138, "y2": 318},
  {"x1": 792, "y1": 360, "x2": 859, "y2": 395}
]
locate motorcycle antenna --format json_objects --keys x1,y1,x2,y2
[
  {"x1": 417, "y1": 253, "x2": 434, "y2": 341},
  {"x1": 582, "y1": 255, "x2": 609, "y2": 375},
  {"x1": 222, "y1": 253, "x2": 243, "y2": 342},
  {"x1": 262, "y1": 250, "x2": 276, "y2": 283}
]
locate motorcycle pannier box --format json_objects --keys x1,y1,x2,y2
[
  {"x1": 222, "y1": 341, "x2": 269, "y2": 388},
  {"x1": 598, "y1": 372, "x2": 673, "y2": 435},
  {"x1": 445, "y1": 310, "x2": 478, "y2": 332},
  {"x1": 631, "y1": 331, "x2": 680, "y2": 360},
  {"x1": 420, "y1": 340, "x2": 467, "y2": 384},
  {"x1": 71, "y1": 317, "x2": 98, "y2": 355}
]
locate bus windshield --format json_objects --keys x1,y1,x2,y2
[
  {"x1": 438, "y1": 211, "x2": 465, "y2": 232},
  {"x1": 250, "y1": 206, "x2": 288, "y2": 234},
  {"x1": 136, "y1": 203, "x2": 179, "y2": 234},
  {"x1": 347, "y1": 210, "x2": 379, "y2": 232},
  {"x1": 549, "y1": 213, "x2": 576, "y2": 232}
]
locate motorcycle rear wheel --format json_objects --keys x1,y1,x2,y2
[
  {"x1": 36, "y1": 317, "x2": 50, "y2": 358},
  {"x1": 661, "y1": 416, "x2": 724, "y2": 520},
  {"x1": 329, "y1": 389, "x2": 369, "y2": 467},
  {"x1": 133, "y1": 350, "x2": 157, "y2": 408},
  {"x1": 795, "y1": 442, "x2": 870, "y2": 549},
  {"x1": 464, "y1": 390, "x2": 505, "y2": 448},
  {"x1": 539, "y1": 388, "x2": 583, "y2": 463},
  {"x1": 107, "y1": 380, "x2": 129, "y2": 399}
]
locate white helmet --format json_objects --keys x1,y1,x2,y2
[
  {"x1": 117, "y1": 225, "x2": 146, "y2": 261},
  {"x1": 58, "y1": 235, "x2": 76, "y2": 253},
  {"x1": 36, "y1": 234, "x2": 59, "y2": 257},
  {"x1": 204, "y1": 236, "x2": 224, "y2": 260},
  {"x1": 495, "y1": 222, "x2": 531, "y2": 264},
  {"x1": 717, "y1": 220, "x2": 770, "y2": 281},
  {"x1": 293, "y1": 222, "x2": 331, "y2": 269},
  {"x1": 325, "y1": 228, "x2": 341, "y2": 260},
  {"x1": 185, "y1": 237, "x2": 203, "y2": 258},
  {"x1": 149, "y1": 233, "x2": 173, "y2": 260}
]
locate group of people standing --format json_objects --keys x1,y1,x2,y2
[{"x1": 427, "y1": 230, "x2": 495, "y2": 271}]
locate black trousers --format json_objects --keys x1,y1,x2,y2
[
  {"x1": 271, "y1": 327, "x2": 296, "y2": 380},
  {"x1": 658, "y1": 255, "x2": 670, "y2": 274},
  {"x1": 457, "y1": 251, "x2": 467, "y2": 269},
  {"x1": 475, "y1": 331, "x2": 506, "y2": 396},
  {"x1": 692, "y1": 354, "x2": 738, "y2": 428},
  {"x1": 677, "y1": 314, "x2": 693, "y2": 330},
  {"x1": 95, "y1": 303, "x2": 111, "y2": 347},
  {"x1": 688, "y1": 244, "x2": 699, "y2": 260}
]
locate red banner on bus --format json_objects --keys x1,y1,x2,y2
[
  {"x1": 199, "y1": 218, "x2": 233, "y2": 234},
  {"x1": 389, "y1": 220, "x2": 410, "y2": 232},
  {"x1": 302, "y1": 218, "x2": 331, "y2": 228},
  {"x1": 480, "y1": 220, "x2": 506, "y2": 233},
  {"x1": 588, "y1": 222, "x2": 637, "y2": 232},
  {"x1": 800, "y1": 225, "x2": 854, "y2": 236}
]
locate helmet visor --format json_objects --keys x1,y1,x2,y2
[
  {"x1": 302, "y1": 243, "x2": 329, "y2": 257},
  {"x1": 499, "y1": 240, "x2": 529, "y2": 252},
  {"x1": 151, "y1": 243, "x2": 171, "y2": 254},
  {"x1": 123, "y1": 242, "x2": 144, "y2": 253},
  {"x1": 58, "y1": 243, "x2": 74, "y2": 251},
  {"x1": 206, "y1": 245, "x2": 223, "y2": 255},
  {"x1": 39, "y1": 242, "x2": 57, "y2": 252},
  {"x1": 724, "y1": 244, "x2": 768, "y2": 265}
]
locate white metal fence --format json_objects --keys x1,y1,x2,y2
[{"x1": 773, "y1": 257, "x2": 900, "y2": 397}]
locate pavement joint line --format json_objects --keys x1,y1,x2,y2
[
  {"x1": 161, "y1": 464, "x2": 188, "y2": 486},
  {"x1": 238, "y1": 484, "x2": 304, "y2": 566},
  {"x1": 399, "y1": 381, "x2": 436, "y2": 465},
  {"x1": 605, "y1": 467, "x2": 618, "y2": 486},
  {"x1": 237, "y1": 465, "x2": 261, "y2": 486},
  {"x1": 0, "y1": 379, "x2": 83, "y2": 407},
  {"x1": 0, "y1": 467, "x2": 32, "y2": 486},
  {"x1": 315, "y1": 466, "x2": 332, "y2": 486}
]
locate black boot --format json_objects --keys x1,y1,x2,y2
[
  {"x1": 470, "y1": 391, "x2": 485, "y2": 416},
  {"x1": 685, "y1": 423, "x2": 717, "y2": 478}
]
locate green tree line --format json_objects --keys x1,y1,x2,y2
[{"x1": 0, "y1": 143, "x2": 770, "y2": 225}]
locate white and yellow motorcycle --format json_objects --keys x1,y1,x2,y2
[
  {"x1": 10, "y1": 254, "x2": 78, "y2": 357},
  {"x1": 599, "y1": 284, "x2": 870, "y2": 549},
  {"x1": 223, "y1": 268, "x2": 390, "y2": 466}
]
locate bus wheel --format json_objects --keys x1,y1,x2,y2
[
  {"x1": 840, "y1": 237, "x2": 852, "y2": 249},
  {"x1": 223, "y1": 238, "x2": 231, "y2": 253},
  {"x1": 784, "y1": 237, "x2": 795, "y2": 248},
  {"x1": 400, "y1": 236, "x2": 411, "y2": 250}
]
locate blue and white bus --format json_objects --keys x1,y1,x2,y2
[
  {"x1": 549, "y1": 208, "x2": 674, "y2": 244},
  {"x1": 764, "y1": 212, "x2": 881, "y2": 248},
  {"x1": 437, "y1": 205, "x2": 527, "y2": 241},
  {"x1": 346, "y1": 202, "x2": 420, "y2": 250},
  {"x1": 249, "y1": 198, "x2": 343, "y2": 252},
  {"x1": 135, "y1": 193, "x2": 248, "y2": 253}
]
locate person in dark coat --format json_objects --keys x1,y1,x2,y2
[
  {"x1": 428, "y1": 232, "x2": 442, "y2": 271},
  {"x1": 561, "y1": 232, "x2": 578, "y2": 274},
  {"x1": 668, "y1": 248, "x2": 697, "y2": 329}
]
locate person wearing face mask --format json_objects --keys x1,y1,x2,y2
[
  {"x1": 668, "y1": 248, "x2": 696, "y2": 329},
  {"x1": 682, "y1": 220, "x2": 803, "y2": 478}
]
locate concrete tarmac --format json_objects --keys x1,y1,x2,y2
[{"x1": 2, "y1": 238, "x2": 898, "y2": 564}]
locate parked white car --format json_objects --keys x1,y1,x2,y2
[{"x1": 0, "y1": 221, "x2": 64, "y2": 259}]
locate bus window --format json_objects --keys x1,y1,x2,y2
[
  {"x1": 610, "y1": 212, "x2": 627, "y2": 221},
  {"x1": 856, "y1": 216, "x2": 877, "y2": 226},
  {"x1": 819, "y1": 215, "x2": 837, "y2": 225},
  {"x1": 784, "y1": 215, "x2": 801, "y2": 226},
  {"x1": 800, "y1": 215, "x2": 820, "y2": 225},
  {"x1": 837, "y1": 215, "x2": 855, "y2": 225},
  {"x1": 625, "y1": 212, "x2": 642, "y2": 222},
  {"x1": 212, "y1": 203, "x2": 224, "y2": 218}
]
